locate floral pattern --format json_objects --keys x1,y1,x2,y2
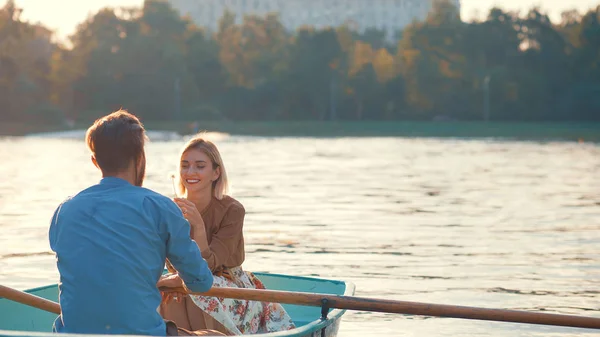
[{"x1": 189, "y1": 267, "x2": 296, "y2": 335}]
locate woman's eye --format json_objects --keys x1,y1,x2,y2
[{"x1": 197, "y1": 166, "x2": 205, "y2": 170}]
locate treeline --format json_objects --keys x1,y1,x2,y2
[{"x1": 1, "y1": 0, "x2": 600, "y2": 124}]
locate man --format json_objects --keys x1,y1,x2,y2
[{"x1": 49, "y1": 110, "x2": 222, "y2": 336}]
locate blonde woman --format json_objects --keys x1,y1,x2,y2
[{"x1": 160, "y1": 135, "x2": 295, "y2": 335}]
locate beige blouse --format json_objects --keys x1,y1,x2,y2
[{"x1": 197, "y1": 195, "x2": 245, "y2": 273}]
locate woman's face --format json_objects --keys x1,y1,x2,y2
[{"x1": 180, "y1": 149, "x2": 219, "y2": 195}]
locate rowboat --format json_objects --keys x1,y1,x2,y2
[
  {"x1": 0, "y1": 272, "x2": 355, "y2": 337},
  {"x1": 2, "y1": 274, "x2": 599, "y2": 335}
]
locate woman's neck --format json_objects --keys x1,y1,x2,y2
[{"x1": 186, "y1": 189, "x2": 213, "y2": 212}]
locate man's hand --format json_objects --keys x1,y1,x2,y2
[
  {"x1": 157, "y1": 273, "x2": 187, "y2": 304},
  {"x1": 158, "y1": 273, "x2": 184, "y2": 288}
]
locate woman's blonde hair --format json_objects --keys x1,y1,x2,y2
[{"x1": 177, "y1": 135, "x2": 229, "y2": 200}]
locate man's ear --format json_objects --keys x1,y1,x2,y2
[{"x1": 91, "y1": 155, "x2": 99, "y2": 169}]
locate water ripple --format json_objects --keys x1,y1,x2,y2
[{"x1": 0, "y1": 136, "x2": 599, "y2": 337}]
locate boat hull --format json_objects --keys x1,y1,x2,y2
[{"x1": 0, "y1": 272, "x2": 354, "y2": 337}]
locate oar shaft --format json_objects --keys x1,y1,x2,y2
[
  {"x1": 175, "y1": 287, "x2": 600, "y2": 330},
  {"x1": 3, "y1": 283, "x2": 598, "y2": 330},
  {"x1": 329, "y1": 295, "x2": 600, "y2": 330},
  {"x1": 0, "y1": 285, "x2": 61, "y2": 314}
]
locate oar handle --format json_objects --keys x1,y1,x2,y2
[
  {"x1": 160, "y1": 286, "x2": 600, "y2": 330},
  {"x1": 0, "y1": 285, "x2": 61, "y2": 314}
]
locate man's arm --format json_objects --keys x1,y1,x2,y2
[
  {"x1": 147, "y1": 197, "x2": 213, "y2": 292},
  {"x1": 48, "y1": 202, "x2": 65, "y2": 252}
]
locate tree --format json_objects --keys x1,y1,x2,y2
[
  {"x1": 0, "y1": 0, "x2": 57, "y2": 122},
  {"x1": 282, "y1": 28, "x2": 343, "y2": 120}
]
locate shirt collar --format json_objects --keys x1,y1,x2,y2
[{"x1": 100, "y1": 177, "x2": 132, "y2": 186}]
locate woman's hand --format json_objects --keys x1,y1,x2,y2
[
  {"x1": 173, "y1": 198, "x2": 210, "y2": 253},
  {"x1": 174, "y1": 198, "x2": 205, "y2": 230},
  {"x1": 161, "y1": 290, "x2": 186, "y2": 304}
]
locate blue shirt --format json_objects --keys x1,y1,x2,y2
[{"x1": 49, "y1": 177, "x2": 213, "y2": 335}]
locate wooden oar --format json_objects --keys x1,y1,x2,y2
[
  {"x1": 2, "y1": 284, "x2": 599, "y2": 330},
  {"x1": 161, "y1": 286, "x2": 600, "y2": 330},
  {"x1": 0, "y1": 284, "x2": 60, "y2": 314}
]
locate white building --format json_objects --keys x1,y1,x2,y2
[{"x1": 168, "y1": 0, "x2": 461, "y2": 39}]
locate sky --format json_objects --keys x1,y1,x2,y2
[{"x1": 11, "y1": 0, "x2": 600, "y2": 41}]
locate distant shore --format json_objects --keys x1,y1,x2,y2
[{"x1": 2, "y1": 120, "x2": 599, "y2": 142}]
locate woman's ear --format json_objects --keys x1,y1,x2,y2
[{"x1": 212, "y1": 166, "x2": 221, "y2": 182}]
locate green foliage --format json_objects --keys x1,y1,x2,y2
[{"x1": 1, "y1": 0, "x2": 600, "y2": 123}]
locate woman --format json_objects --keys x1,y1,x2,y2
[{"x1": 160, "y1": 135, "x2": 295, "y2": 335}]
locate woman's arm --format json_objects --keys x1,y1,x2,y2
[{"x1": 193, "y1": 203, "x2": 245, "y2": 272}]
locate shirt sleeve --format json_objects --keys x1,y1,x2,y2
[
  {"x1": 149, "y1": 197, "x2": 214, "y2": 293},
  {"x1": 49, "y1": 202, "x2": 65, "y2": 252},
  {"x1": 201, "y1": 202, "x2": 245, "y2": 271}
]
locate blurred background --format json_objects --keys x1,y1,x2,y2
[
  {"x1": 1, "y1": 0, "x2": 600, "y2": 137},
  {"x1": 0, "y1": 1, "x2": 599, "y2": 336}
]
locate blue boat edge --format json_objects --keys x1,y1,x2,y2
[{"x1": 0, "y1": 272, "x2": 355, "y2": 337}]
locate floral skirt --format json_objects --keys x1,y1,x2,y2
[{"x1": 189, "y1": 267, "x2": 296, "y2": 335}]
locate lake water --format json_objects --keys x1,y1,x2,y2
[{"x1": 0, "y1": 133, "x2": 599, "y2": 336}]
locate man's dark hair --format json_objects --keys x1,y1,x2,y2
[{"x1": 85, "y1": 110, "x2": 147, "y2": 176}]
